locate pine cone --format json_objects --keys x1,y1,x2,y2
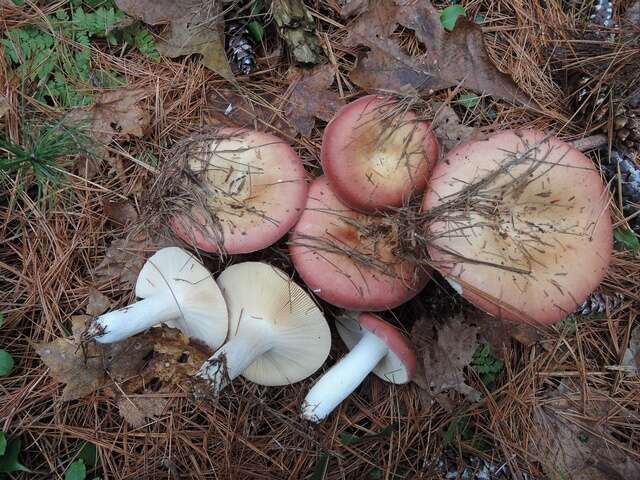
[
  {"x1": 227, "y1": 23, "x2": 257, "y2": 75},
  {"x1": 613, "y1": 106, "x2": 640, "y2": 150},
  {"x1": 576, "y1": 292, "x2": 624, "y2": 316},
  {"x1": 601, "y1": 150, "x2": 640, "y2": 232}
]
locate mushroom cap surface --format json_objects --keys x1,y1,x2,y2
[
  {"x1": 171, "y1": 128, "x2": 308, "y2": 254},
  {"x1": 336, "y1": 312, "x2": 416, "y2": 383},
  {"x1": 135, "y1": 247, "x2": 228, "y2": 348},
  {"x1": 290, "y1": 176, "x2": 429, "y2": 311},
  {"x1": 217, "y1": 262, "x2": 331, "y2": 386},
  {"x1": 321, "y1": 95, "x2": 438, "y2": 212},
  {"x1": 422, "y1": 129, "x2": 612, "y2": 324}
]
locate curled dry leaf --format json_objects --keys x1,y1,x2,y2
[
  {"x1": 36, "y1": 317, "x2": 213, "y2": 402},
  {"x1": 622, "y1": 325, "x2": 640, "y2": 373},
  {"x1": 340, "y1": 0, "x2": 370, "y2": 18},
  {"x1": 285, "y1": 65, "x2": 345, "y2": 137},
  {"x1": 412, "y1": 314, "x2": 481, "y2": 405},
  {"x1": 533, "y1": 385, "x2": 640, "y2": 479},
  {"x1": 86, "y1": 288, "x2": 111, "y2": 317},
  {"x1": 36, "y1": 316, "x2": 154, "y2": 401},
  {"x1": 66, "y1": 88, "x2": 151, "y2": 145},
  {"x1": 0, "y1": 95, "x2": 9, "y2": 119},
  {"x1": 117, "y1": 396, "x2": 169, "y2": 428},
  {"x1": 344, "y1": 0, "x2": 531, "y2": 106},
  {"x1": 116, "y1": 0, "x2": 233, "y2": 81},
  {"x1": 102, "y1": 200, "x2": 138, "y2": 226},
  {"x1": 206, "y1": 89, "x2": 276, "y2": 128},
  {"x1": 430, "y1": 102, "x2": 482, "y2": 152},
  {"x1": 93, "y1": 233, "x2": 158, "y2": 287}
]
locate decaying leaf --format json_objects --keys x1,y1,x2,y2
[
  {"x1": 66, "y1": 88, "x2": 151, "y2": 145},
  {"x1": 340, "y1": 0, "x2": 370, "y2": 18},
  {"x1": 103, "y1": 200, "x2": 139, "y2": 226},
  {"x1": 272, "y1": 0, "x2": 324, "y2": 64},
  {"x1": 412, "y1": 314, "x2": 481, "y2": 404},
  {"x1": 344, "y1": 0, "x2": 531, "y2": 106},
  {"x1": 533, "y1": 386, "x2": 640, "y2": 480},
  {"x1": 117, "y1": 396, "x2": 168, "y2": 427},
  {"x1": 430, "y1": 102, "x2": 482, "y2": 152},
  {"x1": 36, "y1": 316, "x2": 154, "y2": 401},
  {"x1": 206, "y1": 89, "x2": 275, "y2": 128},
  {"x1": 37, "y1": 317, "x2": 213, "y2": 403},
  {"x1": 93, "y1": 232, "x2": 158, "y2": 287},
  {"x1": 86, "y1": 288, "x2": 111, "y2": 316},
  {"x1": 285, "y1": 65, "x2": 344, "y2": 136},
  {"x1": 116, "y1": 0, "x2": 233, "y2": 81},
  {"x1": 475, "y1": 312, "x2": 541, "y2": 359}
]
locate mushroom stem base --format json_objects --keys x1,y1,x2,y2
[
  {"x1": 301, "y1": 330, "x2": 388, "y2": 423},
  {"x1": 195, "y1": 319, "x2": 274, "y2": 397}
]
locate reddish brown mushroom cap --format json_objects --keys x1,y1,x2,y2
[
  {"x1": 321, "y1": 95, "x2": 438, "y2": 212},
  {"x1": 422, "y1": 129, "x2": 612, "y2": 325},
  {"x1": 170, "y1": 128, "x2": 308, "y2": 254},
  {"x1": 337, "y1": 312, "x2": 417, "y2": 383},
  {"x1": 290, "y1": 176, "x2": 428, "y2": 311}
]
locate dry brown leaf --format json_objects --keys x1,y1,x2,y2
[
  {"x1": 206, "y1": 89, "x2": 276, "y2": 128},
  {"x1": 430, "y1": 102, "x2": 482, "y2": 152},
  {"x1": 285, "y1": 65, "x2": 345, "y2": 137},
  {"x1": 103, "y1": 200, "x2": 138, "y2": 226},
  {"x1": 36, "y1": 316, "x2": 154, "y2": 401},
  {"x1": 93, "y1": 232, "x2": 159, "y2": 287},
  {"x1": 340, "y1": 0, "x2": 370, "y2": 18},
  {"x1": 117, "y1": 396, "x2": 168, "y2": 427},
  {"x1": 412, "y1": 314, "x2": 481, "y2": 404},
  {"x1": 66, "y1": 88, "x2": 150, "y2": 145},
  {"x1": 86, "y1": 288, "x2": 111, "y2": 316},
  {"x1": 116, "y1": 0, "x2": 233, "y2": 81},
  {"x1": 622, "y1": 325, "x2": 640, "y2": 373},
  {"x1": 344, "y1": 0, "x2": 532, "y2": 106},
  {"x1": 475, "y1": 312, "x2": 541, "y2": 359},
  {"x1": 534, "y1": 386, "x2": 640, "y2": 479}
]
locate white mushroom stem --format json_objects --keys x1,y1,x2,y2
[
  {"x1": 92, "y1": 296, "x2": 180, "y2": 343},
  {"x1": 196, "y1": 319, "x2": 274, "y2": 396},
  {"x1": 302, "y1": 330, "x2": 388, "y2": 423}
]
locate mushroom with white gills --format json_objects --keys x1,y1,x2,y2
[
  {"x1": 194, "y1": 262, "x2": 331, "y2": 397},
  {"x1": 302, "y1": 312, "x2": 416, "y2": 423},
  {"x1": 88, "y1": 247, "x2": 228, "y2": 350}
]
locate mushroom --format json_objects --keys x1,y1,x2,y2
[
  {"x1": 321, "y1": 95, "x2": 439, "y2": 212},
  {"x1": 170, "y1": 128, "x2": 308, "y2": 254},
  {"x1": 290, "y1": 176, "x2": 428, "y2": 311},
  {"x1": 302, "y1": 312, "x2": 416, "y2": 423},
  {"x1": 194, "y1": 262, "x2": 331, "y2": 396},
  {"x1": 422, "y1": 129, "x2": 612, "y2": 324},
  {"x1": 88, "y1": 247, "x2": 228, "y2": 349}
]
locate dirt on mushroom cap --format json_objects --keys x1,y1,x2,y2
[
  {"x1": 290, "y1": 176, "x2": 429, "y2": 311},
  {"x1": 160, "y1": 127, "x2": 308, "y2": 254},
  {"x1": 422, "y1": 129, "x2": 612, "y2": 325}
]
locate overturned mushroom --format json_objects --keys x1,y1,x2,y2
[
  {"x1": 170, "y1": 128, "x2": 308, "y2": 254},
  {"x1": 87, "y1": 247, "x2": 228, "y2": 349},
  {"x1": 322, "y1": 95, "x2": 438, "y2": 212},
  {"x1": 194, "y1": 262, "x2": 331, "y2": 397},
  {"x1": 422, "y1": 129, "x2": 612, "y2": 324},
  {"x1": 302, "y1": 312, "x2": 415, "y2": 423},
  {"x1": 290, "y1": 176, "x2": 428, "y2": 311}
]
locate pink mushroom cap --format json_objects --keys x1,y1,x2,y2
[
  {"x1": 321, "y1": 95, "x2": 439, "y2": 213},
  {"x1": 290, "y1": 176, "x2": 429, "y2": 311},
  {"x1": 171, "y1": 128, "x2": 308, "y2": 254},
  {"x1": 422, "y1": 129, "x2": 612, "y2": 325}
]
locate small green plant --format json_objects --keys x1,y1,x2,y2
[
  {"x1": 2, "y1": 1, "x2": 159, "y2": 107},
  {"x1": 471, "y1": 344, "x2": 503, "y2": 391},
  {"x1": 0, "y1": 313, "x2": 13, "y2": 378},
  {"x1": 440, "y1": 416, "x2": 474, "y2": 447},
  {"x1": 0, "y1": 436, "x2": 31, "y2": 474},
  {"x1": 65, "y1": 459, "x2": 87, "y2": 480},
  {"x1": 64, "y1": 442, "x2": 100, "y2": 480},
  {"x1": 440, "y1": 5, "x2": 467, "y2": 31},
  {"x1": 0, "y1": 120, "x2": 91, "y2": 196},
  {"x1": 455, "y1": 93, "x2": 481, "y2": 108},
  {"x1": 614, "y1": 227, "x2": 640, "y2": 253}
]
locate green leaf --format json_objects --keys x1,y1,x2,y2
[
  {"x1": 456, "y1": 94, "x2": 481, "y2": 108},
  {"x1": 0, "y1": 438, "x2": 31, "y2": 473},
  {"x1": 339, "y1": 432, "x2": 361, "y2": 445},
  {"x1": 246, "y1": 21, "x2": 264, "y2": 43},
  {"x1": 65, "y1": 459, "x2": 87, "y2": 480},
  {"x1": 614, "y1": 227, "x2": 640, "y2": 253},
  {"x1": 0, "y1": 432, "x2": 6, "y2": 456},
  {"x1": 0, "y1": 349, "x2": 14, "y2": 377},
  {"x1": 440, "y1": 5, "x2": 467, "y2": 32},
  {"x1": 0, "y1": 312, "x2": 4, "y2": 328},
  {"x1": 79, "y1": 443, "x2": 97, "y2": 467}
]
